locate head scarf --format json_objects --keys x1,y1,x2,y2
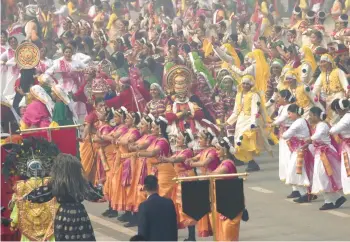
[
  {"x1": 241, "y1": 75, "x2": 255, "y2": 86},
  {"x1": 271, "y1": 58, "x2": 284, "y2": 69},
  {"x1": 300, "y1": 46, "x2": 317, "y2": 73},
  {"x1": 248, "y1": 49, "x2": 270, "y2": 93},
  {"x1": 30, "y1": 85, "x2": 54, "y2": 116},
  {"x1": 320, "y1": 54, "x2": 336, "y2": 69},
  {"x1": 222, "y1": 75, "x2": 238, "y2": 88},
  {"x1": 283, "y1": 69, "x2": 301, "y2": 87}
]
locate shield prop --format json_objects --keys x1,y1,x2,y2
[
  {"x1": 215, "y1": 178, "x2": 245, "y2": 219},
  {"x1": 181, "y1": 180, "x2": 211, "y2": 221}
]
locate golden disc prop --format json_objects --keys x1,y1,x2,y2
[
  {"x1": 15, "y1": 42, "x2": 40, "y2": 69},
  {"x1": 165, "y1": 65, "x2": 193, "y2": 94}
]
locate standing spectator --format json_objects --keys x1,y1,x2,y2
[{"x1": 137, "y1": 175, "x2": 178, "y2": 241}]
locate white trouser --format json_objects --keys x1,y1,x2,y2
[
  {"x1": 292, "y1": 186, "x2": 298, "y2": 192},
  {"x1": 297, "y1": 186, "x2": 308, "y2": 196},
  {"x1": 323, "y1": 192, "x2": 341, "y2": 205}
]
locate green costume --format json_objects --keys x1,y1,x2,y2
[
  {"x1": 189, "y1": 52, "x2": 215, "y2": 87},
  {"x1": 42, "y1": 85, "x2": 52, "y2": 99},
  {"x1": 52, "y1": 102, "x2": 74, "y2": 126},
  {"x1": 140, "y1": 67, "x2": 158, "y2": 85}
]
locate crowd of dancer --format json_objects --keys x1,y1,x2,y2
[{"x1": 2, "y1": 0, "x2": 350, "y2": 241}]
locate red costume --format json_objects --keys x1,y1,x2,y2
[
  {"x1": 1, "y1": 146, "x2": 20, "y2": 241},
  {"x1": 165, "y1": 101, "x2": 204, "y2": 133},
  {"x1": 73, "y1": 79, "x2": 94, "y2": 114},
  {"x1": 105, "y1": 75, "x2": 150, "y2": 112}
]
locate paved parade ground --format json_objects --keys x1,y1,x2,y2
[{"x1": 84, "y1": 147, "x2": 350, "y2": 241}]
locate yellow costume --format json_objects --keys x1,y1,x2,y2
[
  {"x1": 260, "y1": 1, "x2": 272, "y2": 37},
  {"x1": 67, "y1": 1, "x2": 77, "y2": 16},
  {"x1": 227, "y1": 75, "x2": 272, "y2": 162},
  {"x1": 313, "y1": 54, "x2": 348, "y2": 123},
  {"x1": 10, "y1": 178, "x2": 56, "y2": 242},
  {"x1": 281, "y1": 70, "x2": 323, "y2": 119},
  {"x1": 221, "y1": 43, "x2": 241, "y2": 69},
  {"x1": 229, "y1": 49, "x2": 270, "y2": 93}
]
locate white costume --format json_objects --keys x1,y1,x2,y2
[
  {"x1": 0, "y1": 48, "x2": 20, "y2": 98},
  {"x1": 53, "y1": 5, "x2": 69, "y2": 37},
  {"x1": 227, "y1": 91, "x2": 260, "y2": 145},
  {"x1": 36, "y1": 57, "x2": 53, "y2": 74},
  {"x1": 282, "y1": 118, "x2": 312, "y2": 195},
  {"x1": 273, "y1": 104, "x2": 293, "y2": 181},
  {"x1": 45, "y1": 58, "x2": 86, "y2": 93},
  {"x1": 329, "y1": 113, "x2": 350, "y2": 195},
  {"x1": 299, "y1": 62, "x2": 313, "y2": 85},
  {"x1": 310, "y1": 122, "x2": 342, "y2": 204},
  {"x1": 45, "y1": 58, "x2": 87, "y2": 123}
]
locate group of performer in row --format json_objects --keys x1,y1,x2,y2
[{"x1": 2, "y1": 0, "x2": 350, "y2": 241}]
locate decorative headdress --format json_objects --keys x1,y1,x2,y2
[
  {"x1": 200, "y1": 119, "x2": 220, "y2": 146},
  {"x1": 143, "y1": 113, "x2": 155, "y2": 127},
  {"x1": 165, "y1": 65, "x2": 193, "y2": 94},
  {"x1": 27, "y1": 158, "x2": 44, "y2": 178},
  {"x1": 92, "y1": 75, "x2": 109, "y2": 94},
  {"x1": 3, "y1": 137, "x2": 59, "y2": 179},
  {"x1": 113, "y1": 106, "x2": 128, "y2": 119}
]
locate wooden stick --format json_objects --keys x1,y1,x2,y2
[
  {"x1": 172, "y1": 172, "x2": 249, "y2": 181},
  {"x1": 9, "y1": 122, "x2": 12, "y2": 143},
  {"x1": 19, "y1": 124, "x2": 83, "y2": 133},
  {"x1": 210, "y1": 178, "x2": 217, "y2": 241}
]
